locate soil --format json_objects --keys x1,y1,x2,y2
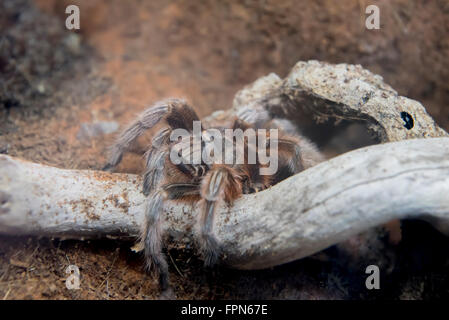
[{"x1": 0, "y1": 0, "x2": 448, "y2": 299}]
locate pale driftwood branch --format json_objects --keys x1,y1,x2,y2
[
  {"x1": 1, "y1": 138, "x2": 449, "y2": 269},
  {"x1": 1, "y1": 61, "x2": 448, "y2": 270}
]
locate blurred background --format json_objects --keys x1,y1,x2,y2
[{"x1": 0, "y1": 0, "x2": 448, "y2": 299}]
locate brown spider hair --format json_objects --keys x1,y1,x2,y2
[{"x1": 104, "y1": 99, "x2": 324, "y2": 293}]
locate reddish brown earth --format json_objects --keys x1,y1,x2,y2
[{"x1": 0, "y1": 0, "x2": 448, "y2": 299}]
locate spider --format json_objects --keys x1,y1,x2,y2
[{"x1": 104, "y1": 98, "x2": 324, "y2": 294}]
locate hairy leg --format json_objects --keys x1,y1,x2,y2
[
  {"x1": 269, "y1": 135, "x2": 325, "y2": 184},
  {"x1": 141, "y1": 129, "x2": 201, "y2": 292},
  {"x1": 141, "y1": 182, "x2": 199, "y2": 294},
  {"x1": 142, "y1": 128, "x2": 171, "y2": 196},
  {"x1": 141, "y1": 191, "x2": 169, "y2": 290},
  {"x1": 104, "y1": 98, "x2": 199, "y2": 171},
  {"x1": 199, "y1": 166, "x2": 242, "y2": 266}
]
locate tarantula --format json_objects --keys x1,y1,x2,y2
[{"x1": 104, "y1": 98, "x2": 324, "y2": 293}]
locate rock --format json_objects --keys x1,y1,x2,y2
[{"x1": 76, "y1": 121, "x2": 119, "y2": 141}]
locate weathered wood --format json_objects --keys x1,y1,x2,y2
[{"x1": 1, "y1": 138, "x2": 448, "y2": 269}]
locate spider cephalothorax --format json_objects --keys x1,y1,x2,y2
[{"x1": 104, "y1": 98, "x2": 324, "y2": 292}]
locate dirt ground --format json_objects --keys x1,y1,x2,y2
[{"x1": 0, "y1": 0, "x2": 448, "y2": 299}]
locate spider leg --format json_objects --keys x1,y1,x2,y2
[
  {"x1": 143, "y1": 129, "x2": 207, "y2": 194},
  {"x1": 162, "y1": 183, "x2": 200, "y2": 199},
  {"x1": 141, "y1": 128, "x2": 201, "y2": 291},
  {"x1": 269, "y1": 135, "x2": 325, "y2": 184},
  {"x1": 235, "y1": 95, "x2": 295, "y2": 129},
  {"x1": 199, "y1": 166, "x2": 242, "y2": 267},
  {"x1": 140, "y1": 128, "x2": 180, "y2": 290},
  {"x1": 276, "y1": 137, "x2": 304, "y2": 174},
  {"x1": 142, "y1": 182, "x2": 200, "y2": 292},
  {"x1": 103, "y1": 98, "x2": 200, "y2": 171},
  {"x1": 142, "y1": 191, "x2": 169, "y2": 289},
  {"x1": 236, "y1": 103, "x2": 271, "y2": 128},
  {"x1": 279, "y1": 135, "x2": 325, "y2": 170},
  {"x1": 142, "y1": 128, "x2": 171, "y2": 196}
]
